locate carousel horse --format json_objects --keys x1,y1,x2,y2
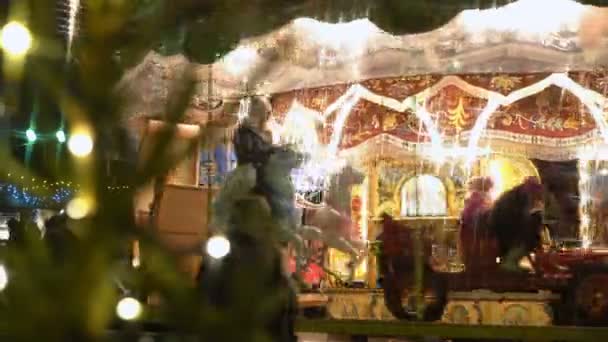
[
  {"x1": 486, "y1": 176, "x2": 545, "y2": 272},
  {"x1": 259, "y1": 147, "x2": 367, "y2": 275},
  {"x1": 215, "y1": 96, "x2": 366, "y2": 274}
]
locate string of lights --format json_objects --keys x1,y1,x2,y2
[
  {"x1": 12, "y1": 128, "x2": 68, "y2": 143},
  {"x1": 0, "y1": 182, "x2": 74, "y2": 208},
  {"x1": 0, "y1": 171, "x2": 131, "y2": 208}
]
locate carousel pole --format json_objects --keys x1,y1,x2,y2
[
  {"x1": 366, "y1": 158, "x2": 380, "y2": 288},
  {"x1": 206, "y1": 65, "x2": 214, "y2": 235}
]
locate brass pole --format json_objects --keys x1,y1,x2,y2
[{"x1": 366, "y1": 159, "x2": 380, "y2": 288}]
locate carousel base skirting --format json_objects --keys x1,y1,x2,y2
[
  {"x1": 306, "y1": 289, "x2": 558, "y2": 326},
  {"x1": 442, "y1": 290, "x2": 558, "y2": 326},
  {"x1": 316, "y1": 289, "x2": 396, "y2": 321}
]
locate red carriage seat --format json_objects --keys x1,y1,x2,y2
[
  {"x1": 379, "y1": 214, "x2": 415, "y2": 259},
  {"x1": 459, "y1": 213, "x2": 500, "y2": 272}
]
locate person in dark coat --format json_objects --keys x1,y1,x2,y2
[
  {"x1": 44, "y1": 214, "x2": 77, "y2": 262},
  {"x1": 7, "y1": 218, "x2": 26, "y2": 246}
]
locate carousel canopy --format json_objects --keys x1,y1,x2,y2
[
  {"x1": 217, "y1": 0, "x2": 608, "y2": 94},
  {"x1": 121, "y1": 0, "x2": 608, "y2": 100},
  {"x1": 119, "y1": 0, "x2": 608, "y2": 162}
]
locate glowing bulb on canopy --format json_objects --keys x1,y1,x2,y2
[
  {"x1": 1, "y1": 22, "x2": 32, "y2": 56},
  {"x1": 68, "y1": 132, "x2": 93, "y2": 157},
  {"x1": 460, "y1": 0, "x2": 583, "y2": 36},
  {"x1": 206, "y1": 235, "x2": 231, "y2": 259},
  {"x1": 116, "y1": 297, "x2": 142, "y2": 321}
]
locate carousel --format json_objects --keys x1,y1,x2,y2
[{"x1": 120, "y1": 0, "x2": 608, "y2": 327}]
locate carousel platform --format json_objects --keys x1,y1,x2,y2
[{"x1": 298, "y1": 288, "x2": 560, "y2": 326}]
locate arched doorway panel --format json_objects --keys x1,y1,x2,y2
[{"x1": 398, "y1": 174, "x2": 448, "y2": 217}]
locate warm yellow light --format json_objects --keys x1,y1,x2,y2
[
  {"x1": 489, "y1": 159, "x2": 504, "y2": 199},
  {"x1": 1, "y1": 22, "x2": 32, "y2": 56},
  {"x1": 66, "y1": 196, "x2": 92, "y2": 219},
  {"x1": 116, "y1": 297, "x2": 142, "y2": 321},
  {"x1": 0, "y1": 264, "x2": 8, "y2": 291},
  {"x1": 68, "y1": 132, "x2": 93, "y2": 157}
]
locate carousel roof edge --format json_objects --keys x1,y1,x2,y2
[
  {"x1": 120, "y1": 0, "x2": 608, "y2": 97},
  {"x1": 216, "y1": 0, "x2": 608, "y2": 95},
  {"x1": 339, "y1": 133, "x2": 608, "y2": 164}
]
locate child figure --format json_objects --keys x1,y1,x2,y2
[{"x1": 459, "y1": 176, "x2": 495, "y2": 271}]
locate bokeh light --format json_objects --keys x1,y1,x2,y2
[
  {"x1": 206, "y1": 235, "x2": 231, "y2": 259},
  {"x1": 25, "y1": 129, "x2": 36, "y2": 143},
  {"x1": 67, "y1": 132, "x2": 93, "y2": 157},
  {"x1": 116, "y1": 297, "x2": 142, "y2": 321},
  {"x1": 66, "y1": 196, "x2": 92, "y2": 219},
  {"x1": 0, "y1": 22, "x2": 32, "y2": 56}
]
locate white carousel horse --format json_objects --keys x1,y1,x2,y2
[{"x1": 211, "y1": 146, "x2": 366, "y2": 278}]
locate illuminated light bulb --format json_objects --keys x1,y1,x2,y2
[
  {"x1": 206, "y1": 235, "x2": 231, "y2": 259},
  {"x1": 0, "y1": 264, "x2": 8, "y2": 291},
  {"x1": 600, "y1": 169, "x2": 608, "y2": 176},
  {"x1": 25, "y1": 129, "x2": 37, "y2": 142},
  {"x1": 116, "y1": 297, "x2": 142, "y2": 321},
  {"x1": 66, "y1": 196, "x2": 92, "y2": 219},
  {"x1": 56, "y1": 130, "x2": 66, "y2": 143},
  {"x1": 1, "y1": 22, "x2": 32, "y2": 56},
  {"x1": 68, "y1": 132, "x2": 93, "y2": 157}
]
